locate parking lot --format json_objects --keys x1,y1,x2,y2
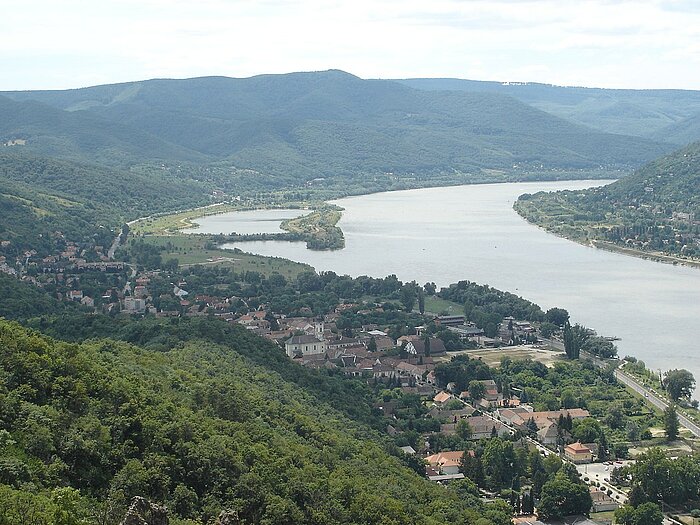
[{"x1": 576, "y1": 460, "x2": 634, "y2": 503}]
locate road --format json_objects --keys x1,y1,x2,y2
[
  {"x1": 542, "y1": 337, "x2": 700, "y2": 438},
  {"x1": 107, "y1": 228, "x2": 123, "y2": 259},
  {"x1": 614, "y1": 369, "x2": 700, "y2": 437},
  {"x1": 481, "y1": 405, "x2": 628, "y2": 502}
]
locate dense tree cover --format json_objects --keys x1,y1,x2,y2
[
  {"x1": 0, "y1": 152, "x2": 214, "y2": 255},
  {"x1": 515, "y1": 141, "x2": 700, "y2": 260},
  {"x1": 0, "y1": 318, "x2": 515, "y2": 525},
  {"x1": 438, "y1": 280, "x2": 545, "y2": 337},
  {"x1": 498, "y1": 357, "x2": 651, "y2": 453},
  {"x1": 622, "y1": 448, "x2": 700, "y2": 506},
  {"x1": 0, "y1": 274, "x2": 73, "y2": 320},
  {"x1": 2, "y1": 72, "x2": 669, "y2": 180},
  {"x1": 458, "y1": 439, "x2": 591, "y2": 518}
]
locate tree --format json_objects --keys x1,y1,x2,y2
[
  {"x1": 482, "y1": 438, "x2": 521, "y2": 490},
  {"x1": 367, "y1": 337, "x2": 377, "y2": 352},
  {"x1": 539, "y1": 321, "x2": 558, "y2": 339},
  {"x1": 537, "y1": 477, "x2": 592, "y2": 520},
  {"x1": 423, "y1": 282, "x2": 437, "y2": 295},
  {"x1": 417, "y1": 289, "x2": 425, "y2": 315},
  {"x1": 563, "y1": 321, "x2": 577, "y2": 359},
  {"x1": 563, "y1": 322, "x2": 589, "y2": 359},
  {"x1": 459, "y1": 452, "x2": 484, "y2": 486},
  {"x1": 525, "y1": 417, "x2": 538, "y2": 436},
  {"x1": 456, "y1": 419, "x2": 472, "y2": 440},
  {"x1": 663, "y1": 404, "x2": 679, "y2": 441},
  {"x1": 545, "y1": 307, "x2": 569, "y2": 327},
  {"x1": 468, "y1": 380, "x2": 486, "y2": 400},
  {"x1": 400, "y1": 286, "x2": 416, "y2": 312},
  {"x1": 615, "y1": 502, "x2": 663, "y2": 525},
  {"x1": 663, "y1": 369, "x2": 696, "y2": 401}
]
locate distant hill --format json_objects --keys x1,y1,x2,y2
[
  {"x1": 514, "y1": 141, "x2": 700, "y2": 262},
  {"x1": 0, "y1": 151, "x2": 212, "y2": 252},
  {"x1": 1, "y1": 71, "x2": 672, "y2": 179},
  {"x1": 0, "y1": 95, "x2": 206, "y2": 165},
  {"x1": 652, "y1": 111, "x2": 700, "y2": 146},
  {"x1": 397, "y1": 78, "x2": 700, "y2": 144}
]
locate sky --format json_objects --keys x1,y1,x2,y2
[{"x1": 1, "y1": 0, "x2": 700, "y2": 91}]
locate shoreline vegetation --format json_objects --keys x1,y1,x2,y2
[
  {"x1": 131, "y1": 171, "x2": 620, "y2": 254},
  {"x1": 512, "y1": 140, "x2": 700, "y2": 270},
  {"x1": 132, "y1": 200, "x2": 345, "y2": 251},
  {"x1": 513, "y1": 199, "x2": 700, "y2": 270}
]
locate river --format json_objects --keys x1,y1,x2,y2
[{"x1": 188, "y1": 180, "x2": 700, "y2": 385}]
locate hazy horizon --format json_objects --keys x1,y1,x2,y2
[
  {"x1": 3, "y1": 0, "x2": 700, "y2": 91},
  {"x1": 4, "y1": 69, "x2": 700, "y2": 94}
]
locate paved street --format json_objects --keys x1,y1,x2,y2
[{"x1": 614, "y1": 369, "x2": 700, "y2": 437}]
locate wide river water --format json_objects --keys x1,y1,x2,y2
[{"x1": 189, "y1": 180, "x2": 700, "y2": 386}]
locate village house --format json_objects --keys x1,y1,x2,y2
[
  {"x1": 536, "y1": 421, "x2": 562, "y2": 446},
  {"x1": 405, "y1": 338, "x2": 447, "y2": 357},
  {"x1": 433, "y1": 391, "x2": 453, "y2": 406},
  {"x1": 425, "y1": 450, "x2": 466, "y2": 476},
  {"x1": 464, "y1": 415, "x2": 511, "y2": 439},
  {"x1": 124, "y1": 296, "x2": 146, "y2": 314},
  {"x1": 80, "y1": 296, "x2": 95, "y2": 308},
  {"x1": 497, "y1": 407, "x2": 590, "y2": 431},
  {"x1": 67, "y1": 290, "x2": 83, "y2": 301},
  {"x1": 564, "y1": 442, "x2": 593, "y2": 463},
  {"x1": 434, "y1": 315, "x2": 466, "y2": 327},
  {"x1": 590, "y1": 488, "x2": 619, "y2": 512}
]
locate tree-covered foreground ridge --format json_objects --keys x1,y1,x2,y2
[
  {"x1": 1, "y1": 253, "x2": 700, "y2": 524},
  {"x1": 515, "y1": 140, "x2": 700, "y2": 266}
]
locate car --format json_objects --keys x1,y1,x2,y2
[
  {"x1": 604, "y1": 466, "x2": 609, "y2": 471},
  {"x1": 615, "y1": 461, "x2": 623, "y2": 464}
]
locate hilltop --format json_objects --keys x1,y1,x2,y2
[
  {"x1": 1, "y1": 71, "x2": 671, "y2": 180},
  {"x1": 514, "y1": 141, "x2": 700, "y2": 263}
]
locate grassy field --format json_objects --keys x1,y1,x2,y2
[
  {"x1": 445, "y1": 345, "x2": 565, "y2": 367},
  {"x1": 141, "y1": 234, "x2": 313, "y2": 278},
  {"x1": 130, "y1": 202, "x2": 243, "y2": 235},
  {"x1": 423, "y1": 296, "x2": 464, "y2": 316}
]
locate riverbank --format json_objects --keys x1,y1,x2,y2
[
  {"x1": 131, "y1": 168, "x2": 622, "y2": 250},
  {"x1": 513, "y1": 186, "x2": 700, "y2": 268}
]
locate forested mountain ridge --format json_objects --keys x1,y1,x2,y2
[
  {"x1": 652, "y1": 111, "x2": 700, "y2": 146},
  {"x1": 0, "y1": 95, "x2": 206, "y2": 165},
  {"x1": 398, "y1": 78, "x2": 700, "y2": 143},
  {"x1": 514, "y1": 141, "x2": 700, "y2": 261},
  {"x1": 0, "y1": 151, "x2": 215, "y2": 254},
  {"x1": 1, "y1": 71, "x2": 672, "y2": 179},
  {"x1": 0, "y1": 316, "x2": 513, "y2": 525}
]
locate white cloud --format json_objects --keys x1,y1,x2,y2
[{"x1": 1, "y1": 0, "x2": 699, "y2": 89}]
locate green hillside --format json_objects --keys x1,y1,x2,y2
[
  {"x1": 398, "y1": 78, "x2": 700, "y2": 143},
  {"x1": 0, "y1": 95, "x2": 206, "y2": 165},
  {"x1": 0, "y1": 152, "x2": 213, "y2": 253},
  {"x1": 2, "y1": 71, "x2": 672, "y2": 180},
  {"x1": 0, "y1": 316, "x2": 513, "y2": 524},
  {"x1": 514, "y1": 141, "x2": 700, "y2": 261},
  {"x1": 652, "y1": 111, "x2": 700, "y2": 146}
]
